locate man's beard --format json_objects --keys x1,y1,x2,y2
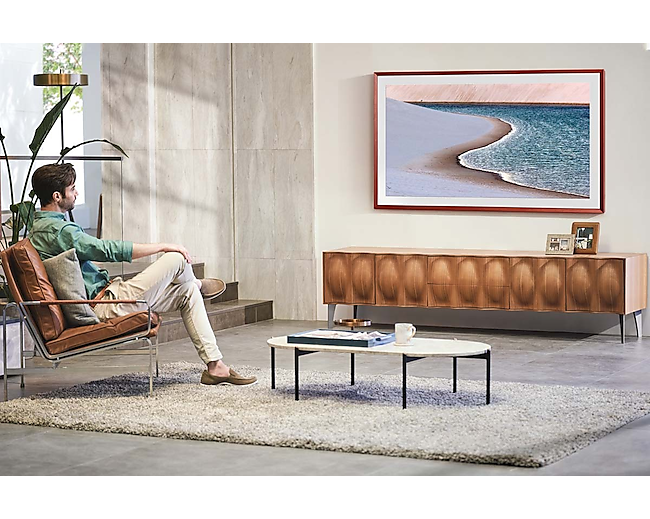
[{"x1": 58, "y1": 196, "x2": 75, "y2": 212}]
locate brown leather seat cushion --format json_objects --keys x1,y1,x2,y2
[
  {"x1": 46, "y1": 311, "x2": 161, "y2": 355},
  {"x1": 2, "y1": 239, "x2": 66, "y2": 341}
]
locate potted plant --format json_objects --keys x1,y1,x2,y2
[{"x1": 0, "y1": 83, "x2": 127, "y2": 297}]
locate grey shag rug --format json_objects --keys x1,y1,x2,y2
[{"x1": 2, "y1": 361, "x2": 650, "y2": 468}]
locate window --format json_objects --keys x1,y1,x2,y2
[
  {"x1": 1, "y1": 43, "x2": 101, "y2": 231},
  {"x1": 42, "y1": 43, "x2": 84, "y2": 113},
  {"x1": 40, "y1": 42, "x2": 86, "y2": 207}
]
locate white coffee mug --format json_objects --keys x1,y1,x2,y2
[{"x1": 395, "y1": 323, "x2": 416, "y2": 345}]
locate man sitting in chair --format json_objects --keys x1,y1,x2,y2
[{"x1": 28, "y1": 163, "x2": 256, "y2": 387}]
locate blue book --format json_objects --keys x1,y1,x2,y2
[{"x1": 287, "y1": 330, "x2": 395, "y2": 348}]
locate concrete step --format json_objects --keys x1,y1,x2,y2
[
  {"x1": 210, "y1": 281, "x2": 238, "y2": 303},
  {"x1": 156, "y1": 299, "x2": 273, "y2": 345}
]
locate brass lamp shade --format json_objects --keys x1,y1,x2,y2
[{"x1": 33, "y1": 73, "x2": 88, "y2": 87}]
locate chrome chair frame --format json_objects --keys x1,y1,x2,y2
[{"x1": 2, "y1": 299, "x2": 158, "y2": 401}]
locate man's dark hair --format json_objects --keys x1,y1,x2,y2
[{"x1": 32, "y1": 163, "x2": 76, "y2": 205}]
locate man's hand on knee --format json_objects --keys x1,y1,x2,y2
[
  {"x1": 132, "y1": 242, "x2": 193, "y2": 263},
  {"x1": 162, "y1": 243, "x2": 193, "y2": 264}
]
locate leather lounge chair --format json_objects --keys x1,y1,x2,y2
[{"x1": 1, "y1": 239, "x2": 161, "y2": 401}]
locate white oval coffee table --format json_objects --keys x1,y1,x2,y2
[{"x1": 267, "y1": 336, "x2": 491, "y2": 408}]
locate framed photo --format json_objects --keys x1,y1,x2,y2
[
  {"x1": 374, "y1": 70, "x2": 605, "y2": 213},
  {"x1": 572, "y1": 221, "x2": 600, "y2": 254},
  {"x1": 545, "y1": 234, "x2": 575, "y2": 255}
]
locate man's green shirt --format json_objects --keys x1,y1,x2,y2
[{"x1": 29, "y1": 211, "x2": 133, "y2": 299}]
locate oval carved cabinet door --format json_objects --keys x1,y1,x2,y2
[
  {"x1": 403, "y1": 256, "x2": 427, "y2": 306},
  {"x1": 484, "y1": 258, "x2": 509, "y2": 309},
  {"x1": 596, "y1": 260, "x2": 624, "y2": 313},
  {"x1": 350, "y1": 254, "x2": 375, "y2": 304},
  {"x1": 323, "y1": 253, "x2": 351, "y2": 303},
  {"x1": 457, "y1": 257, "x2": 484, "y2": 307},
  {"x1": 510, "y1": 258, "x2": 535, "y2": 310},
  {"x1": 376, "y1": 255, "x2": 404, "y2": 306},
  {"x1": 566, "y1": 259, "x2": 596, "y2": 311},
  {"x1": 536, "y1": 258, "x2": 565, "y2": 311},
  {"x1": 427, "y1": 256, "x2": 459, "y2": 307}
]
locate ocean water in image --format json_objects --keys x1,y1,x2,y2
[{"x1": 416, "y1": 103, "x2": 591, "y2": 197}]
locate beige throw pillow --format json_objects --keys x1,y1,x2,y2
[{"x1": 43, "y1": 248, "x2": 100, "y2": 327}]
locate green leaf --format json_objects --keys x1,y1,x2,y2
[
  {"x1": 9, "y1": 201, "x2": 36, "y2": 233},
  {"x1": 58, "y1": 139, "x2": 129, "y2": 161},
  {"x1": 29, "y1": 84, "x2": 78, "y2": 157}
]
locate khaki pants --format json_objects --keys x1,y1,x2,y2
[{"x1": 93, "y1": 252, "x2": 223, "y2": 364}]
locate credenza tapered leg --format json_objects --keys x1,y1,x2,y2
[
  {"x1": 634, "y1": 311, "x2": 643, "y2": 340},
  {"x1": 328, "y1": 304, "x2": 336, "y2": 329},
  {"x1": 620, "y1": 314, "x2": 626, "y2": 344}
]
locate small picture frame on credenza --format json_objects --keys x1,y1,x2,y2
[
  {"x1": 545, "y1": 234, "x2": 575, "y2": 255},
  {"x1": 572, "y1": 222, "x2": 600, "y2": 254}
]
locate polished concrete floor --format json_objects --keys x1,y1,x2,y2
[{"x1": 2, "y1": 319, "x2": 650, "y2": 475}]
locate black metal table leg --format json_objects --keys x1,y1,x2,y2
[
  {"x1": 402, "y1": 355, "x2": 407, "y2": 409},
  {"x1": 401, "y1": 355, "x2": 423, "y2": 409},
  {"x1": 463, "y1": 351, "x2": 492, "y2": 405},
  {"x1": 296, "y1": 349, "x2": 300, "y2": 402},
  {"x1": 620, "y1": 314, "x2": 626, "y2": 344},
  {"x1": 486, "y1": 350, "x2": 491, "y2": 405},
  {"x1": 351, "y1": 353, "x2": 355, "y2": 386},
  {"x1": 271, "y1": 347, "x2": 276, "y2": 389},
  {"x1": 453, "y1": 357, "x2": 457, "y2": 393},
  {"x1": 291, "y1": 349, "x2": 317, "y2": 402}
]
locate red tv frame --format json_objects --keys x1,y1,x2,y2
[{"x1": 374, "y1": 69, "x2": 605, "y2": 214}]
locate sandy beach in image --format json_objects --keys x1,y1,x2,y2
[
  {"x1": 385, "y1": 98, "x2": 585, "y2": 199},
  {"x1": 386, "y1": 82, "x2": 591, "y2": 105}
]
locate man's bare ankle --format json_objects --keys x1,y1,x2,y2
[{"x1": 207, "y1": 360, "x2": 229, "y2": 376}]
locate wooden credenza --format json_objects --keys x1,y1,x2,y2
[{"x1": 323, "y1": 247, "x2": 648, "y2": 343}]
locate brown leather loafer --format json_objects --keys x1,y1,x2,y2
[
  {"x1": 200, "y1": 368, "x2": 257, "y2": 386},
  {"x1": 200, "y1": 278, "x2": 226, "y2": 300}
]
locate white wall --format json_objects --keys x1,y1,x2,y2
[
  {"x1": 0, "y1": 43, "x2": 42, "y2": 210},
  {"x1": 82, "y1": 42, "x2": 102, "y2": 232},
  {"x1": 314, "y1": 43, "x2": 650, "y2": 335}
]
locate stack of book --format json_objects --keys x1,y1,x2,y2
[{"x1": 287, "y1": 329, "x2": 395, "y2": 347}]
